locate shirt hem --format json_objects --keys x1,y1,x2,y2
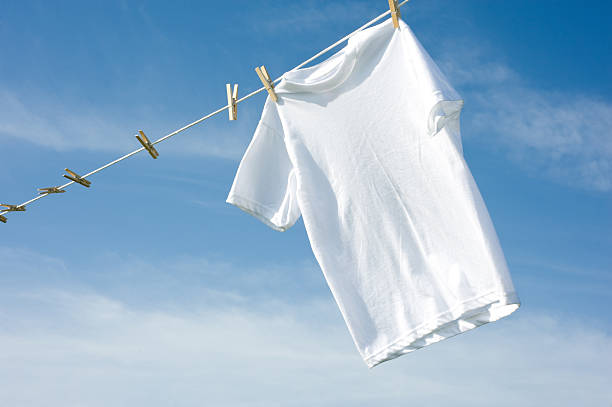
[{"x1": 363, "y1": 290, "x2": 520, "y2": 368}]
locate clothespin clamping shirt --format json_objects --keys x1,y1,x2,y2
[
  {"x1": 388, "y1": 0, "x2": 401, "y2": 29},
  {"x1": 255, "y1": 66, "x2": 278, "y2": 103}
]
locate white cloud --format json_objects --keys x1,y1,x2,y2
[
  {"x1": 438, "y1": 45, "x2": 612, "y2": 192},
  {"x1": 470, "y1": 88, "x2": 612, "y2": 191},
  {"x1": 0, "y1": 248, "x2": 611, "y2": 407},
  {"x1": 2, "y1": 224, "x2": 602, "y2": 400},
  {"x1": 0, "y1": 285, "x2": 610, "y2": 407}
]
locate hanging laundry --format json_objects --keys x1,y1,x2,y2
[{"x1": 227, "y1": 18, "x2": 520, "y2": 368}]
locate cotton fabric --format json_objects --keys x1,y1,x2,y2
[{"x1": 227, "y1": 18, "x2": 520, "y2": 368}]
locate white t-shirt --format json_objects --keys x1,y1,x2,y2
[{"x1": 227, "y1": 18, "x2": 520, "y2": 368}]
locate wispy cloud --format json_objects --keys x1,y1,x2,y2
[
  {"x1": 0, "y1": 247, "x2": 611, "y2": 406},
  {"x1": 0, "y1": 89, "x2": 255, "y2": 161},
  {"x1": 477, "y1": 91, "x2": 611, "y2": 191},
  {"x1": 0, "y1": 247, "x2": 325, "y2": 309},
  {"x1": 438, "y1": 44, "x2": 612, "y2": 192},
  {"x1": 0, "y1": 90, "x2": 126, "y2": 151},
  {"x1": 0, "y1": 285, "x2": 610, "y2": 407}
]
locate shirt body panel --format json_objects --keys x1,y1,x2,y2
[{"x1": 227, "y1": 18, "x2": 519, "y2": 366}]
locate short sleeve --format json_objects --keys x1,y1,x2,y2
[
  {"x1": 226, "y1": 100, "x2": 301, "y2": 232},
  {"x1": 398, "y1": 21, "x2": 464, "y2": 144}
]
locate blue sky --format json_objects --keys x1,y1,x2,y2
[{"x1": 1, "y1": 0, "x2": 611, "y2": 405}]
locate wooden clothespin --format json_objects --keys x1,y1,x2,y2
[
  {"x1": 0, "y1": 204, "x2": 25, "y2": 212},
  {"x1": 135, "y1": 130, "x2": 159, "y2": 159},
  {"x1": 0, "y1": 204, "x2": 25, "y2": 223},
  {"x1": 226, "y1": 83, "x2": 239, "y2": 120},
  {"x1": 255, "y1": 65, "x2": 278, "y2": 103},
  {"x1": 63, "y1": 168, "x2": 91, "y2": 188},
  {"x1": 38, "y1": 186, "x2": 66, "y2": 195},
  {"x1": 388, "y1": 0, "x2": 401, "y2": 29}
]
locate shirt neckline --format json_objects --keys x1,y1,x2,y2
[{"x1": 276, "y1": 31, "x2": 362, "y2": 94}]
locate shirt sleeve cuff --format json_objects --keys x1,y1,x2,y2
[
  {"x1": 427, "y1": 91, "x2": 464, "y2": 137},
  {"x1": 226, "y1": 194, "x2": 290, "y2": 232}
]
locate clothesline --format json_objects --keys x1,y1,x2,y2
[{"x1": 1, "y1": 0, "x2": 411, "y2": 221}]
